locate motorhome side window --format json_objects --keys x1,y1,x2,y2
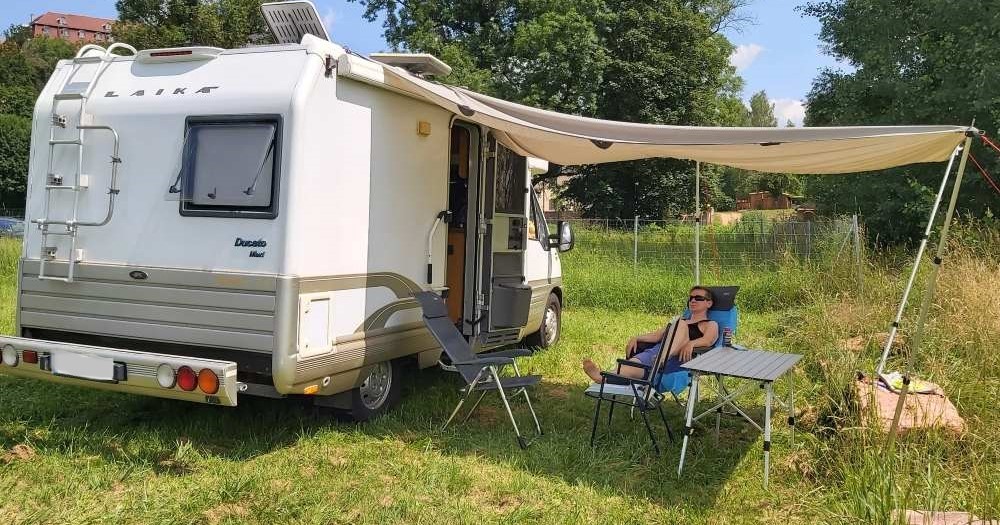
[
  {"x1": 177, "y1": 117, "x2": 281, "y2": 218},
  {"x1": 494, "y1": 146, "x2": 526, "y2": 214},
  {"x1": 528, "y1": 187, "x2": 549, "y2": 247}
]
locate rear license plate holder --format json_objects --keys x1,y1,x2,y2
[{"x1": 51, "y1": 352, "x2": 115, "y2": 382}]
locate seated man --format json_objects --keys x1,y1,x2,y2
[{"x1": 583, "y1": 286, "x2": 720, "y2": 383}]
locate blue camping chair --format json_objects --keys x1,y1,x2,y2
[{"x1": 640, "y1": 286, "x2": 741, "y2": 398}]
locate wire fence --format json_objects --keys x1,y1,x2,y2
[{"x1": 557, "y1": 214, "x2": 863, "y2": 274}]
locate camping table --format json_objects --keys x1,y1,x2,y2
[{"x1": 676, "y1": 348, "x2": 802, "y2": 488}]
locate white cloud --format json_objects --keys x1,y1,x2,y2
[
  {"x1": 321, "y1": 7, "x2": 337, "y2": 34},
  {"x1": 729, "y1": 43, "x2": 764, "y2": 72},
  {"x1": 771, "y1": 98, "x2": 806, "y2": 127}
]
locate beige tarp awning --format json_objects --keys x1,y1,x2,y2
[{"x1": 380, "y1": 65, "x2": 971, "y2": 174}]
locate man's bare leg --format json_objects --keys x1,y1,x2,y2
[{"x1": 583, "y1": 357, "x2": 647, "y2": 383}]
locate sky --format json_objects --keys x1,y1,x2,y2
[{"x1": 1, "y1": 0, "x2": 846, "y2": 126}]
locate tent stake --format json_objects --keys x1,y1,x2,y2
[
  {"x1": 876, "y1": 145, "x2": 961, "y2": 376},
  {"x1": 887, "y1": 135, "x2": 973, "y2": 445},
  {"x1": 694, "y1": 161, "x2": 701, "y2": 285}
]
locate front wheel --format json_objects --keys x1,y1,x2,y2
[
  {"x1": 526, "y1": 292, "x2": 561, "y2": 349},
  {"x1": 348, "y1": 359, "x2": 402, "y2": 421}
]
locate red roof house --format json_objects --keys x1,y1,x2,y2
[{"x1": 30, "y1": 12, "x2": 115, "y2": 44}]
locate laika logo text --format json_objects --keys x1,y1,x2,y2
[{"x1": 104, "y1": 86, "x2": 219, "y2": 98}]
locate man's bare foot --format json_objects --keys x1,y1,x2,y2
[{"x1": 582, "y1": 359, "x2": 603, "y2": 383}]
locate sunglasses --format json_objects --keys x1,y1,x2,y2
[{"x1": 689, "y1": 295, "x2": 710, "y2": 302}]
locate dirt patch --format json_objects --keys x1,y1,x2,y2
[
  {"x1": 840, "y1": 335, "x2": 868, "y2": 353},
  {"x1": 1, "y1": 444, "x2": 36, "y2": 464},
  {"x1": 781, "y1": 449, "x2": 816, "y2": 481},
  {"x1": 895, "y1": 510, "x2": 989, "y2": 525},
  {"x1": 713, "y1": 211, "x2": 743, "y2": 226},
  {"x1": 203, "y1": 502, "x2": 250, "y2": 525}
]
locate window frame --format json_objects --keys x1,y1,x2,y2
[
  {"x1": 178, "y1": 114, "x2": 283, "y2": 219},
  {"x1": 529, "y1": 186, "x2": 550, "y2": 250}
]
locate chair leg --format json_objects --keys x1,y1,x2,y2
[
  {"x1": 590, "y1": 396, "x2": 603, "y2": 448},
  {"x1": 607, "y1": 397, "x2": 616, "y2": 426},
  {"x1": 490, "y1": 366, "x2": 527, "y2": 449},
  {"x1": 443, "y1": 394, "x2": 469, "y2": 431},
  {"x1": 639, "y1": 407, "x2": 660, "y2": 456},
  {"x1": 520, "y1": 388, "x2": 543, "y2": 435},
  {"x1": 443, "y1": 369, "x2": 485, "y2": 431},
  {"x1": 658, "y1": 404, "x2": 675, "y2": 443},
  {"x1": 462, "y1": 390, "x2": 489, "y2": 424}
]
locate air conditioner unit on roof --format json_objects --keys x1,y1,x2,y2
[{"x1": 369, "y1": 53, "x2": 452, "y2": 78}]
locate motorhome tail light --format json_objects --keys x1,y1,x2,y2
[
  {"x1": 176, "y1": 366, "x2": 197, "y2": 391},
  {"x1": 22, "y1": 350, "x2": 39, "y2": 365},
  {"x1": 197, "y1": 369, "x2": 219, "y2": 395},
  {"x1": 156, "y1": 364, "x2": 176, "y2": 388},
  {"x1": 1, "y1": 345, "x2": 17, "y2": 366},
  {"x1": 149, "y1": 50, "x2": 192, "y2": 57},
  {"x1": 136, "y1": 47, "x2": 223, "y2": 63}
]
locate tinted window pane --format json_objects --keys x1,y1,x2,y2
[
  {"x1": 495, "y1": 146, "x2": 526, "y2": 214},
  {"x1": 183, "y1": 123, "x2": 276, "y2": 209}
]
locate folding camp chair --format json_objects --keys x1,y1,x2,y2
[
  {"x1": 413, "y1": 291, "x2": 542, "y2": 449},
  {"x1": 584, "y1": 316, "x2": 680, "y2": 456}
]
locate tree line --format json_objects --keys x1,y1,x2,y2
[{"x1": 0, "y1": 0, "x2": 995, "y2": 245}]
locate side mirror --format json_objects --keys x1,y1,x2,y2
[{"x1": 548, "y1": 221, "x2": 574, "y2": 252}]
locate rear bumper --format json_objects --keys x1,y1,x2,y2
[{"x1": 0, "y1": 336, "x2": 241, "y2": 406}]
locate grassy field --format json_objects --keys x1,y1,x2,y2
[{"x1": 0, "y1": 225, "x2": 998, "y2": 524}]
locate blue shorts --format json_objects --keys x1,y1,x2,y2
[
  {"x1": 632, "y1": 343, "x2": 683, "y2": 375},
  {"x1": 633, "y1": 343, "x2": 661, "y2": 367}
]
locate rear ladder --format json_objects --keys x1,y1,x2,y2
[{"x1": 35, "y1": 43, "x2": 135, "y2": 282}]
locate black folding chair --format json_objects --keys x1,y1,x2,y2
[
  {"x1": 584, "y1": 316, "x2": 679, "y2": 456},
  {"x1": 413, "y1": 291, "x2": 542, "y2": 449}
]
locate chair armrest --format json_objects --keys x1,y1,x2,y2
[
  {"x1": 616, "y1": 359, "x2": 652, "y2": 371},
  {"x1": 600, "y1": 370, "x2": 651, "y2": 386},
  {"x1": 451, "y1": 356, "x2": 515, "y2": 367},
  {"x1": 628, "y1": 340, "x2": 657, "y2": 358},
  {"x1": 483, "y1": 348, "x2": 533, "y2": 359}
]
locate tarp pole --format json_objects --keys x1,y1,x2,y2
[
  {"x1": 876, "y1": 145, "x2": 962, "y2": 376},
  {"x1": 694, "y1": 161, "x2": 701, "y2": 285},
  {"x1": 887, "y1": 134, "x2": 973, "y2": 443}
]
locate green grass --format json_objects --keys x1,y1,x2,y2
[{"x1": 1, "y1": 228, "x2": 998, "y2": 524}]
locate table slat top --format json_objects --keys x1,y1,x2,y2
[{"x1": 681, "y1": 348, "x2": 802, "y2": 381}]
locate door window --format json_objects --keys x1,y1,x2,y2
[{"x1": 528, "y1": 187, "x2": 549, "y2": 248}]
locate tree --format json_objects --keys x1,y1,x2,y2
[
  {"x1": 801, "y1": 0, "x2": 999, "y2": 245},
  {"x1": 747, "y1": 90, "x2": 776, "y2": 126},
  {"x1": 3, "y1": 24, "x2": 33, "y2": 46},
  {"x1": 114, "y1": 0, "x2": 273, "y2": 49},
  {"x1": 0, "y1": 115, "x2": 31, "y2": 206},
  {"x1": 356, "y1": 0, "x2": 744, "y2": 219},
  {"x1": 0, "y1": 85, "x2": 36, "y2": 118},
  {"x1": 718, "y1": 90, "x2": 802, "y2": 204},
  {"x1": 0, "y1": 36, "x2": 76, "y2": 210}
]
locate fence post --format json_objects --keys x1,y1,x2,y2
[
  {"x1": 633, "y1": 215, "x2": 639, "y2": 270},
  {"x1": 852, "y1": 214, "x2": 863, "y2": 290},
  {"x1": 806, "y1": 220, "x2": 812, "y2": 263}
]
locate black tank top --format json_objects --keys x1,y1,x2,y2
[{"x1": 687, "y1": 320, "x2": 706, "y2": 341}]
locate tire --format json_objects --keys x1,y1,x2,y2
[
  {"x1": 526, "y1": 292, "x2": 561, "y2": 348},
  {"x1": 347, "y1": 359, "x2": 402, "y2": 421}
]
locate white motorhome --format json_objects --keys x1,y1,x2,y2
[{"x1": 0, "y1": 5, "x2": 573, "y2": 420}]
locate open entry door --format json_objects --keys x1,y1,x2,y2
[{"x1": 476, "y1": 134, "x2": 532, "y2": 346}]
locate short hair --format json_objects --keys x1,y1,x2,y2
[{"x1": 690, "y1": 286, "x2": 713, "y2": 302}]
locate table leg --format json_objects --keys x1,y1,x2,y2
[
  {"x1": 678, "y1": 372, "x2": 700, "y2": 477},
  {"x1": 763, "y1": 381, "x2": 773, "y2": 489},
  {"x1": 788, "y1": 375, "x2": 795, "y2": 445}
]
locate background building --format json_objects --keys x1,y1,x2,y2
[{"x1": 30, "y1": 12, "x2": 114, "y2": 44}]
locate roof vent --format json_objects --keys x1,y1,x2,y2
[
  {"x1": 260, "y1": 1, "x2": 330, "y2": 44},
  {"x1": 369, "y1": 53, "x2": 452, "y2": 78}
]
